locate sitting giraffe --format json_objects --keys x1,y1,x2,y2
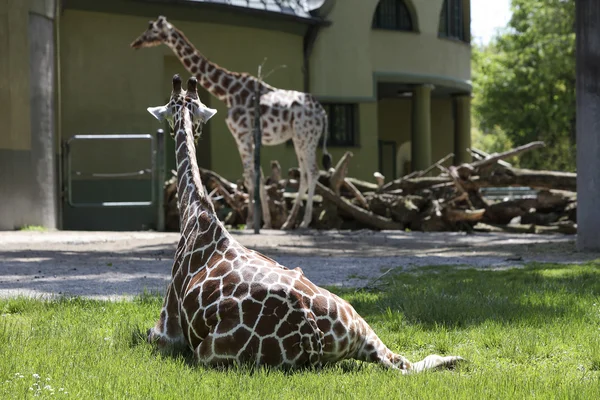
[
  {"x1": 145, "y1": 74, "x2": 464, "y2": 373},
  {"x1": 132, "y1": 15, "x2": 332, "y2": 230}
]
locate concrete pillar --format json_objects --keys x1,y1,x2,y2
[
  {"x1": 576, "y1": 0, "x2": 600, "y2": 251},
  {"x1": 29, "y1": 8, "x2": 57, "y2": 229},
  {"x1": 454, "y1": 94, "x2": 472, "y2": 165},
  {"x1": 411, "y1": 84, "x2": 433, "y2": 171}
]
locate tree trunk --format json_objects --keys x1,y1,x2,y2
[{"x1": 576, "y1": 0, "x2": 600, "y2": 250}]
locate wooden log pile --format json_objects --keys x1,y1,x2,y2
[{"x1": 162, "y1": 141, "x2": 578, "y2": 234}]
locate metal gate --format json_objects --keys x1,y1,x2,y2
[{"x1": 61, "y1": 130, "x2": 166, "y2": 231}]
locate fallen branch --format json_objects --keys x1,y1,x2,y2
[
  {"x1": 199, "y1": 167, "x2": 237, "y2": 193},
  {"x1": 469, "y1": 147, "x2": 512, "y2": 167},
  {"x1": 210, "y1": 177, "x2": 243, "y2": 214},
  {"x1": 470, "y1": 141, "x2": 545, "y2": 170},
  {"x1": 330, "y1": 151, "x2": 354, "y2": 194},
  {"x1": 343, "y1": 178, "x2": 369, "y2": 209},
  {"x1": 476, "y1": 167, "x2": 577, "y2": 192},
  {"x1": 315, "y1": 182, "x2": 403, "y2": 230},
  {"x1": 414, "y1": 153, "x2": 454, "y2": 178}
]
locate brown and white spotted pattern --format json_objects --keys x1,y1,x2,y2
[
  {"x1": 132, "y1": 16, "x2": 332, "y2": 230},
  {"x1": 145, "y1": 74, "x2": 464, "y2": 373}
]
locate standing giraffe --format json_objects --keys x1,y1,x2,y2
[
  {"x1": 145, "y1": 74, "x2": 464, "y2": 373},
  {"x1": 132, "y1": 15, "x2": 332, "y2": 230}
]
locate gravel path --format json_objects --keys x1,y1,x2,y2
[{"x1": 0, "y1": 229, "x2": 597, "y2": 300}]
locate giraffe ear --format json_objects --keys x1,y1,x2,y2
[
  {"x1": 196, "y1": 106, "x2": 217, "y2": 123},
  {"x1": 147, "y1": 105, "x2": 169, "y2": 122}
]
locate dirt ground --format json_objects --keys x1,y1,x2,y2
[{"x1": 0, "y1": 229, "x2": 597, "y2": 300}]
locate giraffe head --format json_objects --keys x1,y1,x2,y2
[
  {"x1": 131, "y1": 15, "x2": 173, "y2": 49},
  {"x1": 147, "y1": 74, "x2": 217, "y2": 142}
]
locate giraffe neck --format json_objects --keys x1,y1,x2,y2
[
  {"x1": 173, "y1": 107, "x2": 212, "y2": 223},
  {"x1": 165, "y1": 27, "x2": 273, "y2": 107}
]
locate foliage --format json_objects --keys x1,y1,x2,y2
[
  {"x1": 2, "y1": 261, "x2": 600, "y2": 399},
  {"x1": 473, "y1": 0, "x2": 576, "y2": 171},
  {"x1": 471, "y1": 124, "x2": 519, "y2": 167}
]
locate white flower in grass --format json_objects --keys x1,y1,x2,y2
[
  {"x1": 46, "y1": 377, "x2": 51, "y2": 381},
  {"x1": 33, "y1": 374, "x2": 40, "y2": 379}
]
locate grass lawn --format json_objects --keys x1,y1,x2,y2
[{"x1": 1, "y1": 261, "x2": 599, "y2": 399}]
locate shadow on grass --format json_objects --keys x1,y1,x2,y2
[{"x1": 341, "y1": 261, "x2": 600, "y2": 330}]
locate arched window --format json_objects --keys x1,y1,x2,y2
[
  {"x1": 372, "y1": 0, "x2": 414, "y2": 32},
  {"x1": 439, "y1": 0, "x2": 466, "y2": 41}
]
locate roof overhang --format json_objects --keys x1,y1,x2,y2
[{"x1": 63, "y1": 0, "x2": 331, "y2": 36}]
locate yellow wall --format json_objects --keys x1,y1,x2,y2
[
  {"x1": 0, "y1": 0, "x2": 31, "y2": 150},
  {"x1": 58, "y1": 2, "x2": 468, "y2": 183},
  {"x1": 310, "y1": 0, "x2": 471, "y2": 98},
  {"x1": 59, "y1": 10, "x2": 304, "y2": 180},
  {"x1": 431, "y1": 98, "x2": 455, "y2": 164},
  {"x1": 378, "y1": 97, "x2": 455, "y2": 176}
]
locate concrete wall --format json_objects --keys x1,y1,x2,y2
[
  {"x1": 0, "y1": 0, "x2": 57, "y2": 230},
  {"x1": 378, "y1": 97, "x2": 455, "y2": 177},
  {"x1": 310, "y1": 0, "x2": 471, "y2": 99}
]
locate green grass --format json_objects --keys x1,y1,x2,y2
[
  {"x1": 17, "y1": 225, "x2": 47, "y2": 232},
  {"x1": 1, "y1": 262, "x2": 600, "y2": 399}
]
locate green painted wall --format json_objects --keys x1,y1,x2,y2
[
  {"x1": 59, "y1": 10, "x2": 305, "y2": 183},
  {"x1": 431, "y1": 98, "x2": 455, "y2": 164},
  {"x1": 377, "y1": 97, "x2": 454, "y2": 177},
  {"x1": 322, "y1": 102, "x2": 380, "y2": 180},
  {"x1": 0, "y1": 0, "x2": 30, "y2": 151}
]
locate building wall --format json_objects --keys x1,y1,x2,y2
[
  {"x1": 59, "y1": 10, "x2": 306, "y2": 184},
  {"x1": 378, "y1": 97, "x2": 455, "y2": 177},
  {"x1": 0, "y1": 0, "x2": 57, "y2": 230},
  {"x1": 0, "y1": 1, "x2": 31, "y2": 152},
  {"x1": 310, "y1": 0, "x2": 471, "y2": 99}
]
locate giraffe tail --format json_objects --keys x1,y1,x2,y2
[
  {"x1": 321, "y1": 113, "x2": 333, "y2": 171},
  {"x1": 406, "y1": 354, "x2": 465, "y2": 374},
  {"x1": 356, "y1": 330, "x2": 465, "y2": 374}
]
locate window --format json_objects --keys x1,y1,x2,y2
[
  {"x1": 438, "y1": 0, "x2": 466, "y2": 42},
  {"x1": 321, "y1": 104, "x2": 358, "y2": 147},
  {"x1": 372, "y1": 0, "x2": 414, "y2": 31}
]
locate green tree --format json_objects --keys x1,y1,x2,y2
[{"x1": 473, "y1": 0, "x2": 576, "y2": 171}]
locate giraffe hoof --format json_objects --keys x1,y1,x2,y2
[
  {"x1": 280, "y1": 222, "x2": 294, "y2": 230},
  {"x1": 299, "y1": 221, "x2": 311, "y2": 229}
]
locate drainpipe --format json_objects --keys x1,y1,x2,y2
[
  {"x1": 303, "y1": 24, "x2": 321, "y2": 93},
  {"x1": 54, "y1": 0, "x2": 63, "y2": 229}
]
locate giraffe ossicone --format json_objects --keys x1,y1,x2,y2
[
  {"x1": 143, "y1": 74, "x2": 465, "y2": 373},
  {"x1": 132, "y1": 15, "x2": 333, "y2": 230}
]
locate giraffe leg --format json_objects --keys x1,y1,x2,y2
[
  {"x1": 259, "y1": 170, "x2": 272, "y2": 229},
  {"x1": 299, "y1": 157, "x2": 319, "y2": 229},
  {"x1": 228, "y1": 125, "x2": 256, "y2": 229},
  {"x1": 147, "y1": 283, "x2": 188, "y2": 355},
  {"x1": 282, "y1": 170, "x2": 308, "y2": 230},
  {"x1": 234, "y1": 139, "x2": 271, "y2": 230},
  {"x1": 282, "y1": 138, "x2": 309, "y2": 230}
]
